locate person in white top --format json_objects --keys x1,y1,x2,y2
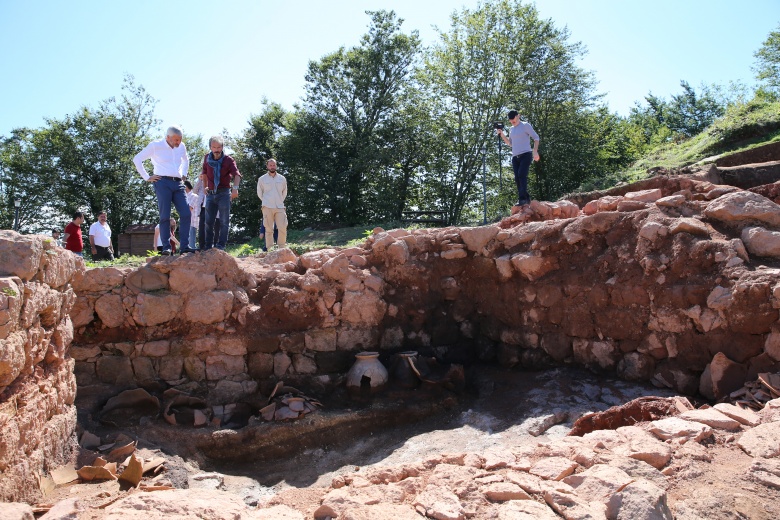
[
  {"x1": 256, "y1": 158, "x2": 288, "y2": 251},
  {"x1": 133, "y1": 126, "x2": 193, "y2": 255},
  {"x1": 184, "y1": 180, "x2": 201, "y2": 250},
  {"x1": 88, "y1": 211, "x2": 114, "y2": 260},
  {"x1": 153, "y1": 220, "x2": 180, "y2": 254}
]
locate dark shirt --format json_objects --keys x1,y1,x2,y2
[
  {"x1": 64, "y1": 222, "x2": 83, "y2": 252},
  {"x1": 201, "y1": 155, "x2": 241, "y2": 190}
]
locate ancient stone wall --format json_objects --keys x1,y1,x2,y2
[
  {"x1": 70, "y1": 177, "x2": 780, "y2": 420},
  {"x1": 0, "y1": 231, "x2": 82, "y2": 502}
]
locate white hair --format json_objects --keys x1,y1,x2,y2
[
  {"x1": 209, "y1": 135, "x2": 225, "y2": 147},
  {"x1": 166, "y1": 126, "x2": 183, "y2": 137}
]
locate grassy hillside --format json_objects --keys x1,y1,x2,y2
[{"x1": 578, "y1": 98, "x2": 780, "y2": 192}]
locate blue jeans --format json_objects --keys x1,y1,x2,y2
[
  {"x1": 188, "y1": 226, "x2": 197, "y2": 250},
  {"x1": 511, "y1": 152, "x2": 533, "y2": 205},
  {"x1": 204, "y1": 189, "x2": 231, "y2": 250},
  {"x1": 153, "y1": 177, "x2": 191, "y2": 252}
]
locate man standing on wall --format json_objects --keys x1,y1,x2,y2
[
  {"x1": 200, "y1": 135, "x2": 241, "y2": 250},
  {"x1": 63, "y1": 211, "x2": 84, "y2": 256},
  {"x1": 256, "y1": 158, "x2": 288, "y2": 251},
  {"x1": 496, "y1": 110, "x2": 540, "y2": 207},
  {"x1": 89, "y1": 211, "x2": 114, "y2": 260},
  {"x1": 132, "y1": 126, "x2": 193, "y2": 255}
]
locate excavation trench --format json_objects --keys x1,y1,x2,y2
[
  {"x1": 5, "y1": 172, "x2": 780, "y2": 504},
  {"x1": 75, "y1": 363, "x2": 678, "y2": 491}
]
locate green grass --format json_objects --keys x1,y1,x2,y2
[
  {"x1": 85, "y1": 254, "x2": 151, "y2": 269},
  {"x1": 82, "y1": 226, "x2": 379, "y2": 269},
  {"x1": 227, "y1": 225, "x2": 381, "y2": 257}
]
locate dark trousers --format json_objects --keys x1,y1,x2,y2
[
  {"x1": 204, "y1": 189, "x2": 231, "y2": 250},
  {"x1": 511, "y1": 152, "x2": 533, "y2": 205},
  {"x1": 198, "y1": 207, "x2": 206, "y2": 250},
  {"x1": 93, "y1": 245, "x2": 114, "y2": 261}
]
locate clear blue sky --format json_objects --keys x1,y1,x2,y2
[{"x1": 1, "y1": 0, "x2": 777, "y2": 144}]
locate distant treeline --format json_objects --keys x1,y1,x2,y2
[{"x1": 1, "y1": 1, "x2": 778, "y2": 244}]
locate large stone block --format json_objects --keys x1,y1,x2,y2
[
  {"x1": 0, "y1": 332, "x2": 26, "y2": 389},
  {"x1": 341, "y1": 290, "x2": 387, "y2": 326},
  {"x1": 0, "y1": 278, "x2": 23, "y2": 340},
  {"x1": 125, "y1": 267, "x2": 168, "y2": 293},
  {"x1": 704, "y1": 191, "x2": 780, "y2": 227},
  {"x1": 132, "y1": 293, "x2": 183, "y2": 326},
  {"x1": 94, "y1": 293, "x2": 125, "y2": 328},
  {"x1": 184, "y1": 291, "x2": 234, "y2": 324},
  {"x1": 96, "y1": 356, "x2": 134, "y2": 385},
  {"x1": 169, "y1": 269, "x2": 217, "y2": 293},
  {"x1": 0, "y1": 230, "x2": 44, "y2": 281},
  {"x1": 511, "y1": 252, "x2": 559, "y2": 281},
  {"x1": 248, "y1": 352, "x2": 274, "y2": 378},
  {"x1": 72, "y1": 266, "x2": 125, "y2": 293},
  {"x1": 184, "y1": 357, "x2": 206, "y2": 382},
  {"x1": 205, "y1": 355, "x2": 246, "y2": 380},
  {"x1": 158, "y1": 357, "x2": 184, "y2": 381},
  {"x1": 460, "y1": 225, "x2": 499, "y2": 253},
  {"x1": 21, "y1": 282, "x2": 63, "y2": 328},
  {"x1": 305, "y1": 329, "x2": 337, "y2": 352}
]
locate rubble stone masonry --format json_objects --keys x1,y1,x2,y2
[{"x1": 0, "y1": 230, "x2": 82, "y2": 502}]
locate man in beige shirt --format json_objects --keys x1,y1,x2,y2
[{"x1": 256, "y1": 158, "x2": 288, "y2": 250}]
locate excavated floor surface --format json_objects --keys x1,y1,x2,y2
[{"x1": 53, "y1": 365, "x2": 780, "y2": 518}]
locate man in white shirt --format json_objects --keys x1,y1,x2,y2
[
  {"x1": 88, "y1": 211, "x2": 114, "y2": 260},
  {"x1": 256, "y1": 158, "x2": 288, "y2": 251},
  {"x1": 133, "y1": 126, "x2": 193, "y2": 255}
]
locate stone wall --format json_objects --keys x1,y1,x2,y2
[
  {"x1": 70, "y1": 177, "x2": 780, "y2": 418},
  {"x1": 0, "y1": 230, "x2": 82, "y2": 502}
]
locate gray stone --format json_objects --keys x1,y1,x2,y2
[
  {"x1": 96, "y1": 356, "x2": 134, "y2": 385},
  {"x1": 606, "y1": 479, "x2": 673, "y2": 520},
  {"x1": 737, "y1": 421, "x2": 780, "y2": 458}
]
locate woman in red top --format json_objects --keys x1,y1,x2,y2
[{"x1": 63, "y1": 211, "x2": 85, "y2": 256}]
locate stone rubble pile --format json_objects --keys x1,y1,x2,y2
[
  {"x1": 258, "y1": 381, "x2": 322, "y2": 422},
  {"x1": 728, "y1": 371, "x2": 780, "y2": 410}
]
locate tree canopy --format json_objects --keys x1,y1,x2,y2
[{"x1": 2, "y1": 7, "x2": 776, "y2": 240}]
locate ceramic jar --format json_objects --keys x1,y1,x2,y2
[
  {"x1": 389, "y1": 351, "x2": 420, "y2": 389},
  {"x1": 346, "y1": 352, "x2": 388, "y2": 395}
]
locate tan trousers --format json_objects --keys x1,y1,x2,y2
[{"x1": 262, "y1": 207, "x2": 288, "y2": 250}]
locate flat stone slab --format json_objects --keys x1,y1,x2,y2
[
  {"x1": 529, "y1": 457, "x2": 579, "y2": 481},
  {"x1": 749, "y1": 458, "x2": 780, "y2": 489},
  {"x1": 713, "y1": 403, "x2": 760, "y2": 427},
  {"x1": 563, "y1": 464, "x2": 633, "y2": 503},
  {"x1": 647, "y1": 417, "x2": 712, "y2": 443},
  {"x1": 738, "y1": 421, "x2": 780, "y2": 458},
  {"x1": 679, "y1": 408, "x2": 742, "y2": 431},
  {"x1": 615, "y1": 425, "x2": 673, "y2": 469}
]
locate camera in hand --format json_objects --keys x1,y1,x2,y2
[{"x1": 493, "y1": 122, "x2": 504, "y2": 130}]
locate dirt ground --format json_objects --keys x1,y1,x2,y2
[{"x1": 41, "y1": 366, "x2": 780, "y2": 519}]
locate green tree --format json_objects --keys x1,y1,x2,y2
[
  {"x1": 665, "y1": 81, "x2": 726, "y2": 137},
  {"x1": 292, "y1": 9, "x2": 422, "y2": 225},
  {"x1": 754, "y1": 23, "x2": 780, "y2": 97},
  {"x1": 0, "y1": 127, "x2": 56, "y2": 232},
  {"x1": 0, "y1": 76, "x2": 167, "y2": 253},
  {"x1": 420, "y1": 0, "x2": 600, "y2": 222},
  {"x1": 230, "y1": 101, "x2": 288, "y2": 235}
]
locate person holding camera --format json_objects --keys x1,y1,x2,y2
[{"x1": 496, "y1": 110, "x2": 540, "y2": 207}]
